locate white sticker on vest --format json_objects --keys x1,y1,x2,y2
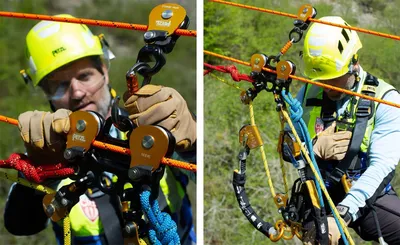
[
  {"x1": 79, "y1": 195, "x2": 99, "y2": 222},
  {"x1": 315, "y1": 117, "x2": 324, "y2": 134}
]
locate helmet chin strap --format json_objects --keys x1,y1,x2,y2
[{"x1": 348, "y1": 54, "x2": 360, "y2": 89}]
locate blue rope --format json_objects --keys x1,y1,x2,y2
[
  {"x1": 281, "y1": 89, "x2": 348, "y2": 245},
  {"x1": 140, "y1": 190, "x2": 181, "y2": 245}
]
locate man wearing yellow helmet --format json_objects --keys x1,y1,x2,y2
[
  {"x1": 4, "y1": 15, "x2": 196, "y2": 245},
  {"x1": 298, "y1": 16, "x2": 400, "y2": 244}
]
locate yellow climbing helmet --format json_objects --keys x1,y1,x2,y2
[
  {"x1": 302, "y1": 16, "x2": 362, "y2": 81},
  {"x1": 24, "y1": 14, "x2": 110, "y2": 86}
]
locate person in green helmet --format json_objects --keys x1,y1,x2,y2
[
  {"x1": 293, "y1": 16, "x2": 400, "y2": 244},
  {"x1": 4, "y1": 15, "x2": 197, "y2": 245}
]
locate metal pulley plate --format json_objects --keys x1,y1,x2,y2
[
  {"x1": 66, "y1": 111, "x2": 101, "y2": 152},
  {"x1": 276, "y1": 60, "x2": 294, "y2": 81},
  {"x1": 250, "y1": 53, "x2": 268, "y2": 72},
  {"x1": 297, "y1": 4, "x2": 316, "y2": 22},
  {"x1": 129, "y1": 125, "x2": 170, "y2": 171},
  {"x1": 148, "y1": 3, "x2": 187, "y2": 35}
]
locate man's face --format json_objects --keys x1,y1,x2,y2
[
  {"x1": 41, "y1": 57, "x2": 111, "y2": 118},
  {"x1": 319, "y1": 73, "x2": 356, "y2": 101}
]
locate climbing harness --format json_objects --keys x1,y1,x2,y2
[{"x1": 0, "y1": 3, "x2": 195, "y2": 245}]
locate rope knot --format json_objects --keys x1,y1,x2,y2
[
  {"x1": 281, "y1": 91, "x2": 303, "y2": 123},
  {"x1": 140, "y1": 190, "x2": 180, "y2": 245}
]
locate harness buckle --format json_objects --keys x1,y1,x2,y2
[
  {"x1": 321, "y1": 111, "x2": 336, "y2": 123},
  {"x1": 356, "y1": 99, "x2": 373, "y2": 118}
]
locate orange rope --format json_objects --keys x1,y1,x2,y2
[
  {"x1": 93, "y1": 141, "x2": 196, "y2": 171},
  {"x1": 204, "y1": 50, "x2": 400, "y2": 109},
  {"x1": 209, "y1": 0, "x2": 400, "y2": 41},
  {"x1": 0, "y1": 115, "x2": 18, "y2": 126},
  {"x1": 0, "y1": 116, "x2": 196, "y2": 172},
  {"x1": 209, "y1": 0, "x2": 297, "y2": 19},
  {"x1": 0, "y1": 11, "x2": 197, "y2": 37}
]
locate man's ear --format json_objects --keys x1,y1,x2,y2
[
  {"x1": 353, "y1": 62, "x2": 360, "y2": 74},
  {"x1": 102, "y1": 64, "x2": 110, "y2": 85}
]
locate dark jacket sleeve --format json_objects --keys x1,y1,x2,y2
[{"x1": 4, "y1": 182, "x2": 49, "y2": 235}]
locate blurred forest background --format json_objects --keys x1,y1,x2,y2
[
  {"x1": 204, "y1": 0, "x2": 400, "y2": 244},
  {"x1": 0, "y1": 0, "x2": 196, "y2": 244}
]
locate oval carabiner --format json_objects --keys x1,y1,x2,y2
[
  {"x1": 135, "y1": 44, "x2": 166, "y2": 77},
  {"x1": 289, "y1": 27, "x2": 303, "y2": 43}
]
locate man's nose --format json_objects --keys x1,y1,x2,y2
[
  {"x1": 70, "y1": 79, "x2": 86, "y2": 100},
  {"x1": 323, "y1": 87, "x2": 332, "y2": 93}
]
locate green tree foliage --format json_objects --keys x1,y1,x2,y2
[
  {"x1": 0, "y1": 0, "x2": 195, "y2": 244},
  {"x1": 204, "y1": 0, "x2": 400, "y2": 244}
]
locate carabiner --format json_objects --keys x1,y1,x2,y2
[
  {"x1": 126, "y1": 62, "x2": 152, "y2": 92},
  {"x1": 135, "y1": 44, "x2": 166, "y2": 77},
  {"x1": 289, "y1": 27, "x2": 303, "y2": 43}
]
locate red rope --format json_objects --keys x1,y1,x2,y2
[
  {"x1": 204, "y1": 63, "x2": 254, "y2": 83},
  {"x1": 0, "y1": 153, "x2": 75, "y2": 183}
]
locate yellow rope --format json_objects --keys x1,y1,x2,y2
[
  {"x1": 0, "y1": 170, "x2": 73, "y2": 245},
  {"x1": 0, "y1": 170, "x2": 55, "y2": 194},
  {"x1": 63, "y1": 216, "x2": 71, "y2": 245},
  {"x1": 140, "y1": 238, "x2": 151, "y2": 244},
  {"x1": 208, "y1": 73, "x2": 245, "y2": 91},
  {"x1": 281, "y1": 108, "x2": 354, "y2": 245},
  {"x1": 249, "y1": 102, "x2": 277, "y2": 197},
  {"x1": 207, "y1": 73, "x2": 279, "y2": 198}
]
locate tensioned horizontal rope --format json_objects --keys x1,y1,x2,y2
[
  {"x1": 0, "y1": 115, "x2": 196, "y2": 172},
  {"x1": 204, "y1": 50, "x2": 400, "y2": 109},
  {"x1": 0, "y1": 11, "x2": 197, "y2": 37},
  {"x1": 209, "y1": 0, "x2": 400, "y2": 41}
]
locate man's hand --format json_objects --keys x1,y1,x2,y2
[
  {"x1": 124, "y1": 85, "x2": 196, "y2": 152},
  {"x1": 18, "y1": 109, "x2": 71, "y2": 164},
  {"x1": 313, "y1": 121, "x2": 352, "y2": 161}
]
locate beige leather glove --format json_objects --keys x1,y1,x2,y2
[
  {"x1": 312, "y1": 122, "x2": 352, "y2": 161},
  {"x1": 327, "y1": 216, "x2": 341, "y2": 245},
  {"x1": 302, "y1": 216, "x2": 349, "y2": 245},
  {"x1": 124, "y1": 85, "x2": 196, "y2": 152},
  {"x1": 18, "y1": 109, "x2": 72, "y2": 164}
]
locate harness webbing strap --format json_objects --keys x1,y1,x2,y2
[
  {"x1": 94, "y1": 192, "x2": 124, "y2": 245},
  {"x1": 328, "y1": 74, "x2": 377, "y2": 184}
]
